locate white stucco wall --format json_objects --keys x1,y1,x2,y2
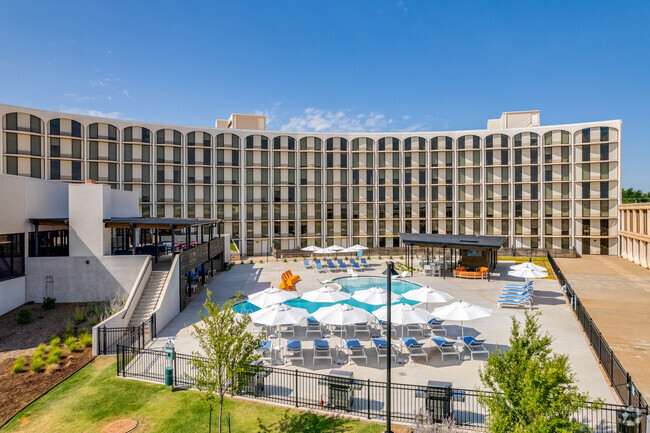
[
  {"x1": 68, "y1": 184, "x2": 112, "y2": 257},
  {"x1": 25, "y1": 255, "x2": 149, "y2": 303},
  {"x1": 0, "y1": 277, "x2": 25, "y2": 316},
  {"x1": 150, "y1": 255, "x2": 180, "y2": 333},
  {"x1": 109, "y1": 187, "x2": 139, "y2": 218}
]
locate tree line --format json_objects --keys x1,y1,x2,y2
[{"x1": 622, "y1": 188, "x2": 650, "y2": 203}]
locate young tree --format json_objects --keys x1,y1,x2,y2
[
  {"x1": 478, "y1": 311, "x2": 601, "y2": 433},
  {"x1": 188, "y1": 290, "x2": 264, "y2": 433}
]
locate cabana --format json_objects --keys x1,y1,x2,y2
[{"x1": 398, "y1": 233, "x2": 506, "y2": 281}]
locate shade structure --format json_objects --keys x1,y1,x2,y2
[
  {"x1": 337, "y1": 247, "x2": 359, "y2": 253},
  {"x1": 507, "y1": 268, "x2": 548, "y2": 279},
  {"x1": 249, "y1": 303, "x2": 310, "y2": 326},
  {"x1": 401, "y1": 286, "x2": 454, "y2": 307},
  {"x1": 509, "y1": 262, "x2": 547, "y2": 273},
  {"x1": 350, "y1": 244, "x2": 369, "y2": 250},
  {"x1": 301, "y1": 245, "x2": 321, "y2": 252},
  {"x1": 432, "y1": 300, "x2": 492, "y2": 340},
  {"x1": 351, "y1": 286, "x2": 402, "y2": 306},
  {"x1": 329, "y1": 245, "x2": 345, "y2": 251},
  {"x1": 314, "y1": 247, "x2": 339, "y2": 254},
  {"x1": 372, "y1": 302, "x2": 434, "y2": 325},
  {"x1": 248, "y1": 287, "x2": 298, "y2": 308},
  {"x1": 312, "y1": 303, "x2": 373, "y2": 326},
  {"x1": 301, "y1": 286, "x2": 351, "y2": 303}
]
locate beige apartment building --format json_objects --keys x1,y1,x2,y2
[
  {"x1": 619, "y1": 203, "x2": 650, "y2": 269},
  {"x1": 0, "y1": 104, "x2": 621, "y2": 256}
]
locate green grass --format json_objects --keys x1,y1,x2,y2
[{"x1": 2, "y1": 358, "x2": 384, "y2": 433}]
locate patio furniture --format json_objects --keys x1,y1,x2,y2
[
  {"x1": 345, "y1": 339, "x2": 368, "y2": 364},
  {"x1": 337, "y1": 259, "x2": 348, "y2": 271},
  {"x1": 353, "y1": 322, "x2": 370, "y2": 337},
  {"x1": 431, "y1": 337, "x2": 460, "y2": 361},
  {"x1": 347, "y1": 268, "x2": 358, "y2": 277},
  {"x1": 453, "y1": 266, "x2": 488, "y2": 279},
  {"x1": 406, "y1": 323, "x2": 424, "y2": 336},
  {"x1": 401, "y1": 337, "x2": 428, "y2": 362},
  {"x1": 285, "y1": 339, "x2": 304, "y2": 365},
  {"x1": 306, "y1": 317, "x2": 323, "y2": 337},
  {"x1": 378, "y1": 320, "x2": 397, "y2": 336},
  {"x1": 461, "y1": 336, "x2": 488, "y2": 359},
  {"x1": 426, "y1": 318, "x2": 447, "y2": 336},
  {"x1": 326, "y1": 259, "x2": 337, "y2": 272},
  {"x1": 248, "y1": 287, "x2": 298, "y2": 308},
  {"x1": 315, "y1": 261, "x2": 326, "y2": 272},
  {"x1": 313, "y1": 339, "x2": 333, "y2": 365},
  {"x1": 393, "y1": 270, "x2": 409, "y2": 279},
  {"x1": 257, "y1": 340, "x2": 273, "y2": 364},
  {"x1": 498, "y1": 293, "x2": 533, "y2": 309},
  {"x1": 279, "y1": 324, "x2": 295, "y2": 337},
  {"x1": 372, "y1": 337, "x2": 396, "y2": 363},
  {"x1": 303, "y1": 259, "x2": 312, "y2": 269},
  {"x1": 360, "y1": 258, "x2": 369, "y2": 268},
  {"x1": 350, "y1": 260, "x2": 362, "y2": 271}
]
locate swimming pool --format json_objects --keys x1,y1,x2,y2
[{"x1": 235, "y1": 276, "x2": 421, "y2": 314}]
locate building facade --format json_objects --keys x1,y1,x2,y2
[
  {"x1": 619, "y1": 203, "x2": 650, "y2": 269},
  {"x1": 0, "y1": 104, "x2": 622, "y2": 256}
]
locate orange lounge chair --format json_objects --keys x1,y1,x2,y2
[
  {"x1": 286, "y1": 270, "x2": 301, "y2": 286},
  {"x1": 279, "y1": 271, "x2": 296, "y2": 291}
]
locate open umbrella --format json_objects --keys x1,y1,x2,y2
[
  {"x1": 301, "y1": 245, "x2": 321, "y2": 252},
  {"x1": 432, "y1": 300, "x2": 492, "y2": 341},
  {"x1": 352, "y1": 286, "x2": 402, "y2": 306},
  {"x1": 350, "y1": 244, "x2": 369, "y2": 250},
  {"x1": 248, "y1": 287, "x2": 298, "y2": 308},
  {"x1": 314, "y1": 247, "x2": 338, "y2": 254},
  {"x1": 509, "y1": 262, "x2": 547, "y2": 272},
  {"x1": 329, "y1": 245, "x2": 345, "y2": 251},
  {"x1": 507, "y1": 268, "x2": 548, "y2": 281},
  {"x1": 312, "y1": 303, "x2": 373, "y2": 363},
  {"x1": 373, "y1": 302, "x2": 434, "y2": 325},
  {"x1": 250, "y1": 304, "x2": 310, "y2": 364},
  {"x1": 301, "y1": 286, "x2": 351, "y2": 304},
  {"x1": 401, "y1": 286, "x2": 453, "y2": 310}
]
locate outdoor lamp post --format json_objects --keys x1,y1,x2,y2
[{"x1": 382, "y1": 261, "x2": 398, "y2": 433}]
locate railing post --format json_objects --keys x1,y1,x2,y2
[
  {"x1": 628, "y1": 373, "x2": 633, "y2": 406},
  {"x1": 116, "y1": 344, "x2": 120, "y2": 376},
  {"x1": 367, "y1": 379, "x2": 371, "y2": 419},
  {"x1": 102, "y1": 326, "x2": 106, "y2": 355},
  {"x1": 295, "y1": 369, "x2": 299, "y2": 407},
  {"x1": 121, "y1": 344, "x2": 125, "y2": 377},
  {"x1": 173, "y1": 353, "x2": 177, "y2": 387}
]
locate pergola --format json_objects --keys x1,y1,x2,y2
[{"x1": 398, "y1": 233, "x2": 507, "y2": 281}]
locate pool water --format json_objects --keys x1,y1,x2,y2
[{"x1": 235, "y1": 276, "x2": 421, "y2": 315}]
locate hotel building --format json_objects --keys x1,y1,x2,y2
[
  {"x1": 0, "y1": 104, "x2": 622, "y2": 257},
  {"x1": 619, "y1": 203, "x2": 650, "y2": 269}
]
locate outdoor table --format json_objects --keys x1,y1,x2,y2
[{"x1": 333, "y1": 345, "x2": 347, "y2": 365}]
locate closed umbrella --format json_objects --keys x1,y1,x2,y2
[
  {"x1": 401, "y1": 286, "x2": 453, "y2": 310},
  {"x1": 301, "y1": 286, "x2": 351, "y2": 304},
  {"x1": 312, "y1": 303, "x2": 373, "y2": 363},
  {"x1": 509, "y1": 262, "x2": 547, "y2": 273},
  {"x1": 248, "y1": 287, "x2": 298, "y2": 308},
  {"x1": 250, "y1": 303, "x2": 310, "y2": 364},
  {"x1": 352, "y1": 286, "x2": 402, "y2": 306},
  {"x1": 432, "y1": 300, "x2": 492, "y2": 342}
]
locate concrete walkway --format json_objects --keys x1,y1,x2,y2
[
  {"x1": 555, "y1": 255, "x2": 650, "y2": 399},
  {"x1": 151, "y1": 258, "x2": 619, "y2": 403}
]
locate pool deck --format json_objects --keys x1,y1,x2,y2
[{"x1": 150, "y1": 258, "x2": 619, "y2": 403}]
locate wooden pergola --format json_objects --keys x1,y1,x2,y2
[{"x1": 399, "y1": 233, "x2": 507, "y2": 281}]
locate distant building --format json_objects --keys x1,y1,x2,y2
[
  {"x1": 619, "y1": 203, "x2": 650, "y2": 269},
  {"x1": 0, "y1": 103, "x2": 621, "y2": 256}
]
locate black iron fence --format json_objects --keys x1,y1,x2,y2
[
  {"x1": 116, "y1": 344, "x2": 643, "y2": 431},
  {"x1": 97, "y1": 313, "x2": 156, "y2": 355},
  {"x1": 547, "y1": 252, "x2": 649, "y2": 411}
]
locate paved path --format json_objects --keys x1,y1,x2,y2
[
  {"x1": 555, "y1": 255, "x2": 650, "y2": 399},
  {"x1": 151, "y1": 258, "x2": 618, "y2": 403}
]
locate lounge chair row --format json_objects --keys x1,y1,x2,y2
[
  {"x1": 257, "y1": 335, "x2": 488, "y2": 366},
  {"x1": 308, "y1": 258, "x2": 370, "y2": 272},
  {"x1": 497, "y1": 281, "x2": 533, "y2": 309}
]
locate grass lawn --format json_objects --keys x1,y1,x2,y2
[{"x1": 1, "y1": 357, "x2": 385, "y2": 433}]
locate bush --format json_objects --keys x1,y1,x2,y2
[
  {"x1": 73, "y1": 307, "x2": 85, "y2": 323},
  {"x1": 80, "y1": 333, "x2": 92, "y2": 347},
  {"x1": 63, "y1": 318, "x2": 75, "y2": 338},
  {"x1": 46, "y1": 346, "x2": 61, "y2": 365},
  {"x1": 283, "y1": 258, "x2": 287, "y2": 263},
  {"x1": 86, "y1": 313, "x2": 99, "y2": 326},
  {"x1": 378, "y1": 255, "x2": 382, "y2": 260},
  {"x1": 366, "y1": 256, "x2": 371, "y2": 261},
  {"x1": 78, "y1": 328, "x2": 88, "y2": 337},
  {"x1": 249, "y1": 260, "x2": 253, "y2": 264},
  {"x1": 65, "y1": 336, "x2": 78, "y2": 352},
  {"x1": 259, "y1": 260, "x2": 263, "y2": 264},
  {"x1": 344, "y1": 256, "x2": 348, "y2": 261},
  {"x1": 293, "y1": 258, "x2": 296, "y2": 262},
  {"x1": 11, "y1": 357, "x2": 25, "y2": 374},
  {"x1": 50, "y1": 336, "x2": 61, "y2": 347},
  {"x1": 400, "y1": 255, "x2": 404, "y2": 260},
  {"x1": 16, "y1": 308, "x2": 31, "y2": 324},
  {"x1": 389, "y1": 255, "x2": 393, "y2": 260},
  {"x1": 42, "y1": 296, "x2": 56, "y2": 310},
  {"x1": 34, "y1": 344, "x2": 46, "y2": 358},
  {"x1": 30, "y1": 355, "x2": 44, "y2": 372}
]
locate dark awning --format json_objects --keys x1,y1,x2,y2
[
  {"x1": 104, "y1": 217, "x2": 222, "y2": 229},
  {"x1": 399, "y1": 233, "x2": 506, "y2": 250},
  {"x1": 30, "y1": 218, "x2": 69, "y2": 226}
]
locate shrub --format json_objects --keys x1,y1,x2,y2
[
  {"x1": 259, "y1": 260, "x2": 263, "y2": 264},
  {"x1": 344, "y1": 256, "x2": 348, "y2": 261},
  {"x1": 34, "y1": 344, "x2": 47, "y2": 358},
  {"x1": 80, "y1": 333, "x2": 92, "y2": 347},
  {"x1": 400, "y1": 255, "x2": 404, "y2": 260},
  {"x1": 293, "y1": 258, "x2": 296, "y2": 262},
  {"x1": 65, "y1": 336, "x2": 78, "y2": 352},
  {"x1": 73, "y1": 307, "x2": 85, "y2": 323},
  {"x1": 78, "y1": 327, "x2": 88, "y2": 337},
  {"x1": 30, "y1": 355, "x2": 44, "y2": 372},
  {"x1": 378, "y1": 255, "x2": 382, "y2": 260},
  {"x1": 46, "y1": 346, "x2": 61, "y2": 365},
  {"x1": 86, "y1": 313, "x2": 99, "y2": 326},
  {"x1": 11, "y1": 357, "x2": 25, "y2": 374},
  {"x1": 42, "y1": 296, "x2": 56, "y2": 310},
  {"x1": 249, "y1": 260, "x2": 253, "y2": 264},
  {"x1": 366, "y1": 256, "x2": 371, "y2": 260},
  {"x1": 16, "y1": 308, "x2": 31, "y2": 324},
  {"x1": 63, "y1": 318, "x2": 75, "y2": 338},
  {"x1": 389, "y1": 255, "x2": 393, "y2": 260},
  {"x1": 283, "y1": 258, "x2": 287, "y2": 263},
  {"x1": 50, "y1": 336, "x2": 61, "y2": 347}
]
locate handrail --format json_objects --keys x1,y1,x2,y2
[
  {"x1": 121, "y1": 256, "x2": 152, "y2": 320},
  {"x1": 152, "y1": 255, "x2": 178, "y2": 311}
]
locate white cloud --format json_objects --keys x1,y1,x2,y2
[
  {"x1": 63, "y1": 93, "x2": 97, "y2": 102},
  {"x1": 122, "y1": 90, "x2": 130, "y2": 98},
  {"x1": 402, "y1": 115, "x2": 412, "y2": 120},
  {"x1": 253, "y1": 102, "x2": 282, "y2": 127},
  {"x1": 61, "y1": 107, "x2": 123, "y2": 119},
  {"x1": 281, "y1": 108, "x2": 394, "y2": 132}
]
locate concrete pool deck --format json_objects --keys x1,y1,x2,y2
[{"x1": 150, "y1": 258, "x2": 619, "y2": 404}]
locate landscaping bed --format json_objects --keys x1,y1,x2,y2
[{"x1": 0, "y1": 346, "x2": 94, "y2": 426}]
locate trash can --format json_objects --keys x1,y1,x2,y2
[
  {"x1": 424, "y1": 380, "x2": 453, "y2": 422},
  {"x1": 164, "y1": 366, "x2": 174, "y2": 386},
  {"x1": 617, "y1": 406, "x2": 641, "y2": 433}
]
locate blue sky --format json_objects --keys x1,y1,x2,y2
[{"x1": 1, "y1": 1, "x2": 648, "y2": 188}]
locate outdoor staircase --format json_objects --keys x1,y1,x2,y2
[{"x1": 128, "y1": 271, "x2": 168, "y2": 328}]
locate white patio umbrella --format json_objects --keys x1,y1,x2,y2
[
  {"x1": 352, "y1": 286, "x2": 402, "y2": 306},
  {"x1": 507, "y1": 268, "x2": 548, "y2": 281},
  {"x1": 301, "y1": 286, "x2": 351, "y2": 304},
  {"x1": 301, "y1": 245, "x2": 321, "y2": 252},
  {"x1": 509, "y1": 261, "x2": 547, "y2": 272},
  {"x1": 350, "y1": 244, "x2": 369, "y2": 250},
  {"x1": 312, "y1": 303, "x2": 373, "y2": 362},
  {"x1": 250, "y1": 303, "x2": 310, "y2": 364},
  {"x1": 432, "y1": 300, "x2": 492, "y2": 341},
  {"x1": 401, "y1": 286, "x2": 454, "y2": 310},
  {"x1": 373, "y1": 302, "x2": 434, "y2": 325},
  {"x1": 338, "y1": 247, "x2": 359, "y2": 253},
  {"x1": 248, "y1": 287, "x2": 298, "y2": 308},
  {"x1": 314, "y1": 247, "x2": 338, "y2": 254}
]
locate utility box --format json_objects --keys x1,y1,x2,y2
[
  {"x1": 617, "y1": 406, "x2": 641, "y2": 433},
  {"x1": 165, "y1": 343, "x2": 175, "y2": 361}
]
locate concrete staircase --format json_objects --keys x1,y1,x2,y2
[{"x1": 128, "y1": 271, "x2": 168, "y2": 328}]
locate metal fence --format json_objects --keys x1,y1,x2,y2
[
  {"x1": 547, "y1": 252, "x2": 649, "y2": 411},
  {"x1": 116, "y1": 344, "x2": 641, "y2": 431},
  {"x1": 97, "y1": 313, "x2": 156, "y2": 355}
]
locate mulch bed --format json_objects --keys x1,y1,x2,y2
[{"x1": 0, "y1": 347, "x2": 95, "y2": 426}]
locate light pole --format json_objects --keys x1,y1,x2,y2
[{"x1": 383, "y1": 261, "x2": 397, "y2": 433}]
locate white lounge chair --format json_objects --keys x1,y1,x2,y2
[
  {"x1": 285, "y1": 340, "x2": 304, "y2": 365},
  {"x1": 306, "y1": 317, "x2": 323, "y2": 337},
  {"x1": 347, "y1": 268, "x2": 358, "y2": 277},
  {"x1": 353, "y1": 322, "x2": 370, "y2": 337},
  {"x1": 431, "y1": 337, "x2": 460, "y2": 361},
  {"x1": 372, "y1": 338, "x2": 396, "y2": 363},
  {"x1": 393, "y1": 271, "x2": 409, "y2": 279},
  {"x1": 257, "y1": 340, "x2": 273, "y2": 364},
  {"x1": 345, "y1": 339, "x2": 367, "y2": 364},
  {"x1": 462, "y1": 336, "x2": 489, "y2": 359},
  {"x1": 401, "y1": 337, "x2": 428, "y2": 363},
  {"x1": 313, "y1": 339, "x2": 333, "y2": 365}
]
